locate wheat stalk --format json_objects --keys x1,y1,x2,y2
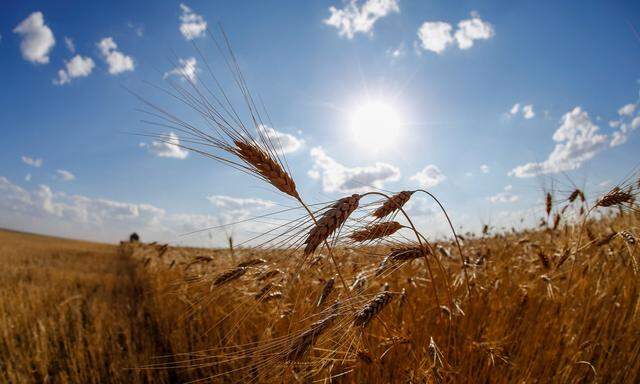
[
  {"x1": 349, "y1": 221, "x2": 402, "y2": 242},
  {"x1": 353, "y1": 292, "x2": 394, "y2": 327},
  {"x1": 303, "y1": 194, "x2": 360, "y2": 255},
  {"x1": 212, "y1": 266, "x2": 246, "y2": 287},
  {"x1": 596, "y1": 187, "x2": 634, "y2": 208},
  {"x1": 233, "y1": 141, "x2": 300, "y2": 200},
  {"x1": 372, "y1": 191, "x2": 414, "y2": 218},
  {"x1": 285, "y1": 314, "x2": 337, "y2": 361}
]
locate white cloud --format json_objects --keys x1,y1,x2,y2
[
  {"x1": 257, "y1": 125, "x2": 305, "y2": 154},
  {"x1": 22, "y1": 156, "x2": 43, "y2": 167},
  {"x1": 480, "y1": 164, "x2": 490, "y2": 174},
  {"x1": 179, "y1": 4, "x2": 207, "y2": 40},
  {"x1": 508, "y1": 102, "x2": 535, "y2": 119},
  {"x1": 488, "y1": 184, "x2": 519, "y2": 203},
  {"x1": 13, "y1": 12, "x2": 55, "y2": 64},
  {"x1": 97, "y1": 37, "x2": 134, "y2": 75},
  {"x1": 164, "y1": 57, "x2": 199, "y2": 82},
  {"x1": 54, "y1": 54, "x2": 95, "y2": 85},
  {"x1": 454, "y1": 15, "x2": 495, "y2": 50},
  {"x1": 55, "y1": 169, "x2": 75, "y2": 181},
  {"x1": 522, "y1": 104, "x2": 535, "y2": 119},
  {"x1": 416, "y1": 13, "x2": 494, "y2": 54},
  {"x1": 618, "y1": 103, "x2": 636, "y2": 116},
  {"x1": 64, "y1": 37, "x2": 75, "y2": 53},
  {"x1": 324, "y1": 0, "x2": 399, "y2": 39},
  {"x1": 410, "y1": 165, "x2": 446, "y2": 188},
  {"x1": 609, "y1": 106, "x2": 640, "y2": 147},
  {"x1": 141, "y1": 132, "x2": 189, "y2": 159},
  {"x1": 25, "y1": 174, "x2": 32, "y2": 182},
  {"x1": 207, "y1": 195, "x2": 275, "y2": 212},
  {"x1": 417, "y1": 22, "x2": 453, "y2": 54},
  {"x1": 510, "y1": 107, "x2": 608, "y2": 177},
  {"x1": 308, "y1": 146, "x2": 400, "y2": 193}
]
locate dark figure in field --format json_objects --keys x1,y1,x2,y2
[{"x1": 129, "y1": 232, "x2": 140, "y2": 243}]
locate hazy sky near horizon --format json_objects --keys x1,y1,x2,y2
[{"x1": 1, "y1": 0, "x2": 639, "y2": 246}]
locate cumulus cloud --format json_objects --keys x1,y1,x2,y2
[
  {"x1": 508, "y1": 103, "x2": 535, "y2": 119},
  {"x1": 416, "y1": 22, "x2": 453, "y2": 54},
  {"x1": 416, "y1": 13, "x2": 493, "y2": 54},
  {"x1": 141, "y1": 132, "x2": 189, "y2": 159},
  {"x1": 324, "y1": 0, "x2": 399, "y2": 39},
  {"x1": 179, "y1": 4, "x2": 207, "y2": 40},
  {"x1": 55, "y1": 169, "x2": 75, "y2": 181},
  {"x1": 54, "y1": 54, "x2": 95, "y2": 85},
  {"x1": 410, "y1": 165, "x2": 446, "y2": 188},
  {"x1": 454, "y1": 15, "x2": 495, "y2": 50},
  {"x1": 22, "y1": 156, "x2": 43, "y2": 167},
  {"x1": 510, "y1": 107, "x2": 608, "y2": 177},
  {"x1": 480, "y1": 164, "x2": 490, "y2": 174},
  {"x1": 618, "y1": 103, "x2": 636, "y2": 116},
  {"x1": 488, "y1": 185, "x2": 519, "y2": 203},
  {"x1": 257, "y1": 125, "x2": 305, "y2": 154},
  {"x1": 13, "y1": 12, "x2": 55, "y2": 64},
  {"x1": 609, "y1": 102, "x2": 639, "y2": 147},
  {"x1": 164, "y1": 57, "x2": 199, "y2": 82},
  {"x1": 308, "y1": 146, "x2": 400, "y2": 193},
  {"x1": 522, "y1": 104, "x2": 535, "y2": 119},
  {"x1": 97, "y1": 37, "x2": 134, "y2": 75}
]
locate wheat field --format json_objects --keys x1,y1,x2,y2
[{"x1": 1, "y1": 193, "x2": 639, "y2": 383}]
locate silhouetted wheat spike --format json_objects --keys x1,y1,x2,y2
[
  {"x1": 285, "y1": 314, "x2": 337, "y2": 361},
  {"x1": 546, "y1": 192, "x2": 552, "y2": 217},
  {"x1": 350, "y1": 221, "x2": 402, "y2": 242},
  {"x1": 354, "y1": 292, "x2": 394, "y2": 327},
  {"x1": 596, "y1": 187, "x2": 633, "y2": 208},
  {"x1": 212, "y1": 266, "x2": 246, "y2": 287},
  {"x1": 234, "y1": 141, "x2": 300, "y2": 199},
  {"x1": 304, "y1": 194, "x2": 360, "y2": 255},
  {"x1": 569, "y1": 189, "x2": 585, "y2": 203},
  {"x1": 372, "y1": 191, "x2": 414, "y2": 218}
]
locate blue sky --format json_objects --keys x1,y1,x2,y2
[{"x1": 1, "y1": 0, "x2": 639, "y2": 245}]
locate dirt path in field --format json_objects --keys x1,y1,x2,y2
[{"x1": 0, "y1": 229, "x2": 179, "y2": 383}]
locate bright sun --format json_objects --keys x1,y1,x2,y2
[{"x1": 349, "y1": 100, "x2": 403, "y2": 150}]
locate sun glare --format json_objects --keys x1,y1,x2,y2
[{"x1": 349, "y1": 100, "x2": 402, "y2": 150}]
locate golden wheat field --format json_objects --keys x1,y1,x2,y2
[{"x1": 1, "y1": 191, "x2": 639, "y2": 383}]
